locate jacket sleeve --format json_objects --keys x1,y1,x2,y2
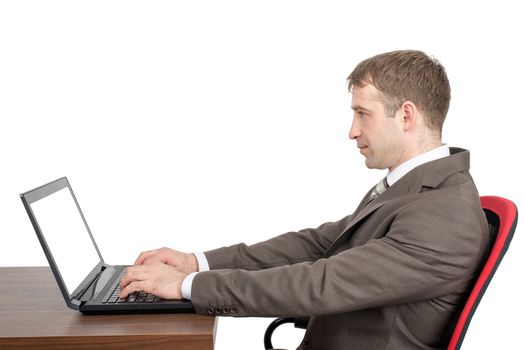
[
  {"x1": 191, "y1": 197, "x2": 488, "y2": 317},
  {"x1": 203, "y1": 214, "x2": 354, "y2": 271}
]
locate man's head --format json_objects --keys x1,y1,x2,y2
[{"x1": 347, "y1": 50, "x2": 451, "y2": 170}]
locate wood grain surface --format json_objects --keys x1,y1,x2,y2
[{"x1": 0, "y1": 267, "x2": 216, "y2": 350}]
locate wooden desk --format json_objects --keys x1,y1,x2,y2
[{"x1": 0, "y1": 267, "x2": 217, "y2": 350}]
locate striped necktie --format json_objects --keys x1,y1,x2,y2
[{"x1": 367, "y1": 177, "x2": 389, "y2": 204}]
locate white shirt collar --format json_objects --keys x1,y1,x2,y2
[{"x1": 386, "y1": 144, "x2": 450, "y2": 187}]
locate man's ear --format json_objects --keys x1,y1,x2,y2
[{"x1": 399, "y1": 100, "x2": 417, "y2": 132}]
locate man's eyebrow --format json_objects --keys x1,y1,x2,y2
[{"x1": 351, "y1": 105, "x2": 371, "y2": 112}]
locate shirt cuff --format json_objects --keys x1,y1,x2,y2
[
  {"x1": 181, "y1": 272, "x2": 198, "y2": 300},
  {"x1": 194, "y1": 252, "x2": 210, "y2": 272}
]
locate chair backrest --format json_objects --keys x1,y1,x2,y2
[{"x1": 448, "y1": 196, "x2": 518, "y2": 350}]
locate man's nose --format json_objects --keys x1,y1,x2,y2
[{"x1": 349, "y1": 117, "x2": 360, "y2": 140}]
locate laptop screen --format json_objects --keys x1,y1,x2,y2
[{"x1": 29, "y1": 185, "x2": 101, "y2": 295}]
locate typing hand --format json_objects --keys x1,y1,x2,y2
[
  {"x1": 133, "y1": 247, "x2": 198, "y2": 274},
  {"x1": 119, "y1": 262, "x2": 188, "y2": 300}
]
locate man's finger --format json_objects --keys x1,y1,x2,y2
[
  {"x1": 119, "y1": 281, "x2": 146, "y2": 299},
  {"x1": 120, "y1": 265, "x2": 147, "y2": 290},
  {"x1": 134, "y1": 250, "x2": 154, "y2": 265}
]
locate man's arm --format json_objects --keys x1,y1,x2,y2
[
  {"x1": 190, "y1": 197, "x2": 489, "y2": 317},
  {"x1": 202, "y1": 214, "x2": 354, "y2": 271},
  {"x1": 119, "y1": 214, "x2": 354, "y2": 300}
]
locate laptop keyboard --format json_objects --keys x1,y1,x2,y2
[{"x1": 102, "y1": 269, "x2": 161, "y2": 304}]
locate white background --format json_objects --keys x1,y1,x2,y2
[{"x1": 1, "y1": 1, "x2": 522, "y2": 349}]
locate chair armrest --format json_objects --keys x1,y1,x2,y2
[{"x1": 264, "y1": 317, "x2": 310, "y2": 350}]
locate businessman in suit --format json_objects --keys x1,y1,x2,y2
[{"x1": 120, "y1": 50, "x2": 489, "y2": 349}]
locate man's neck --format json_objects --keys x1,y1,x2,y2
[
  {"x1": 386, "y1": 144, "x2": 450, "y2": 187},
  {"x1": 389, "y1": 136, "x2": 442, "y2": 172}
]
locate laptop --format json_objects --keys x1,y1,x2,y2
[{"x1": 20, "y1": 176, "x2": 195, "y2": 314}]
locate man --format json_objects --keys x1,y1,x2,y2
[{"x1": 120, "y1": 50, "x2": 489, "y2": 349}]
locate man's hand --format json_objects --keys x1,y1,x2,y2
[
  {"x1": 119, "y1": 263, "x2": 188, "y2": 300},
  {"x1": 134, "y1": 247, "x2": 198, "y2": 274}
]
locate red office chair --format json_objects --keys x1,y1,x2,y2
[
  {"x1": 448, "y1": 196, "x2": 518, "y2": 349},
  {"x1": 264, "y1": 196, "x2": 518, "y2": 350}
]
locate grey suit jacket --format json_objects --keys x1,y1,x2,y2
[{"x1": 191, "y1": 147, "x2": 489, "y2": 349}]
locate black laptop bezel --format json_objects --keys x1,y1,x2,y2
[{"x1": 20, "y1": 177, "x2": 107, "y2": 310}]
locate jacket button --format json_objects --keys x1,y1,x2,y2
[
  {"x1": 303, "y1": 340, "x2": 311, "y2": 349},
  {"x1": 222, "y1": 307, "x2": 230, "y2": 314},
  {"x1": 230, "y1": 306, "x2": 238, "y2": 314},
  {"x1": 207, "y1": 307, "x2": 215, "y2": 315}
]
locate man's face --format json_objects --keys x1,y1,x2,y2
[{"x1": 349, "y1": 84, "x2": 405, "y2": 171}]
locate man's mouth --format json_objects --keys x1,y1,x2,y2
[{"x1": 357, "y1": 145, "x2": 368, "y2": 155}]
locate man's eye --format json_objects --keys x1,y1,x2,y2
[{"x1": 359, "y1": 111, "x2": 366, "y2": 118}]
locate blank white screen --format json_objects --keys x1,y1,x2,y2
[{"x1": 31, "y1": 187, "x2": 101, "y2": 295}]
